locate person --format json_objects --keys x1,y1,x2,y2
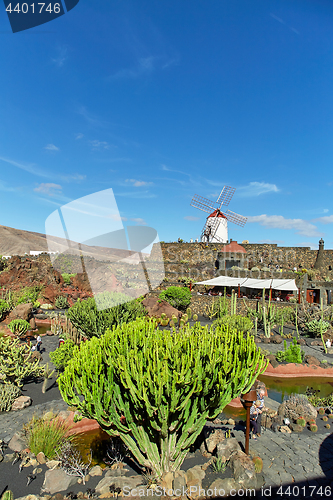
[
  {"x1": 190, "y1": 238, "x2": 193, "y2": 243},
  {"x1": 58, "y1": 337, "x2": 65, "y2": 348},
  {"x1": 256, "y1": 389, "x2": 265, "y2": 436},
  {"x1": 326, "y1": 339, "x2": 332, "y2": 348},
  {"x1": 36, "y1": 335, "x2": 42, "y2": 352},
  {"x1": 250, "y1": 401, "x2": 262, "y2": 440}
]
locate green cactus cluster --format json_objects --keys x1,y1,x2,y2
[
  {"x1": 252, "y1": 456, "x2": 263, "y2": 473},
  {"x1": 58, "y1": 318, "x2": 268, "y2": 476},
  {"x1": 296, "y1": 417, "x2": 306, "y2": 427},
  {"x1": 0, "y1": 383, "x2": 21, "y2": 411},
  {"x1": 213, "y1": 315, "x2": 253, "y2": 333},
  {"x1": 0, "y1": 336, "x2": 44, "y2": 387},
  {"x1": 310, "y1": 424, "x2": 318, "y2": 432},
  {"x1": 8, "y1": 319, "x2": 31, "y2": 337}
]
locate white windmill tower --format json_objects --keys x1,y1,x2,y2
[{"x1": 190, "y1": 186, "x2": 247, "y2": 243}]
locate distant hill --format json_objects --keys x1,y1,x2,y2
[{"x1": 0, "y1": 224, "x2": 142, "y2": 263}]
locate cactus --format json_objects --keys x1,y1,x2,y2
[
  {"x1": 318, "y1": 408, "x2": 325, "y2": 415},
  {"x1": 179, "y1": 319, "x2": 185, "y2": 327},
  {"x1": 252, "y1": 456, "x2": 263, "y2": 473},
  {"x1": 0, "y1": 383, "x2": 21, "y2": 411},
  {"x1": 169, "y1": 320, "x2": 175, "y2": 328},
  {"x1": 328, "y1": 414, "x2": 333, "y2": 419},
  {"x1": 186, "y1": 308, "x2": 192, "y2": 320},
  {"x1": 308, "y1": 419, "x2": 316, "y2": 425},
  {"x1": 310, "y1": 424, "x2": 318, "y2": 432},
  {"x1": 161, "y1": 313, "x2": 167, "y2": 320},
  {"x1": 161, "y1": 318, "x2": 169, "y2": 327},
  {"x1": 322, "y1": 416, "x2": 328, "y2": 422},
  {"x1": 1, "y1": 490, "x2": 14, "y2": 500},
  {"x1": 193, "y1": 314, "x2": 198, "y2": 322},
  {"x1": 296, "y1": 417, "x2": 306, "y2": 427},
  {"x1": 8, "y1": 319, "x2": 31, "y2": 337},
  {"x1": 182, "y1": 314, "x2": 188, "y2": 323},
  {"x1": 0, "y1": 336, "x2": 44, "y2": 387},
  {"x1": 42, "y1": 363, "x2": 55, "y2": 394},
  {"x1": 325, "y1": 424, "x2": 331, "y2": 429},
  {"x1": 58, "y1": 318, "x2": 268, "y2": 476}
]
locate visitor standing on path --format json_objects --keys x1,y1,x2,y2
[
  {"x1": 36, "y1": 335, "x2": 42, "y2": 352},
  {"x1": 256, "y1": 388, "x2": 265, "y2": 436},
  {"x1": 250, "y1": 401, "x2": 262, "y2": 440}
]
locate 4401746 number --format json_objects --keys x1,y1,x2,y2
[
  {"x1": 6, "y1": 3, "x2": 61, "y2": 13},
  {"x1": 276, "y1": 485, "x2": 331, "y2": 496}
]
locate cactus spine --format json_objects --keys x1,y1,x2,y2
[{"x1": 58, "y1": 318, "x2": 268, "y2": 476}]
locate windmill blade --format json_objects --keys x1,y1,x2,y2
[
  {"x1": 190, "y1": 194, "x2": 215, "y2": 213},
  {"x1": 217, "y1": 186, "x2": 236, "y2": 207},
  {"x1": 223, "y1": 209, "x2": 247, "y2": 227}
]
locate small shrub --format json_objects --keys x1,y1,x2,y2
[
  {"x1": 55, "y1": 296, "x2": 69, "y2": 309},
  {"x1": 8, "y1": 319, "x2": 31, "y2": 337},
  {"x1": 159, "y1": 286, "x2": 191, "y2": 311},
  {"x1": 252, "y1": 456, "x2": 263, "y2": 473},
  {"x1": 49, "y1": 340, "x2": 77, "y2": 371},
  {"x1": 62, "y1": 273, "x2": 76, "y2": 285},
  {"x1": 24, "y1": 412, "x2": 75, "y2": 459},
  {"x1": 0, "y1": 299, "x2": 10, "y2": 321},
  {"x1": 305, "y1": 319, "x2": 330, "y2": 337},
  {"x1": 310, "y1": 424, "x2": 318, "y2": 432},
  {"x1": 213, "y1": 315, "x2": 253, "y2": 333}
]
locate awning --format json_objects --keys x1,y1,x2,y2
[{"x1": 195, "y1": 276, "x2": 298, "y2": 291}]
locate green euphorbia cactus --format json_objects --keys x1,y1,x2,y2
[
  {"x1": 0, "y1": 337, "x2": 44, "y2": 387},
  {"x1": 58, "y1": 318, "x2": 268, "y2": 476}
]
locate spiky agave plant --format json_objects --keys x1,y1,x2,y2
[{"x1": 58, "y1": 318, "x2": 268, "y2": 477}]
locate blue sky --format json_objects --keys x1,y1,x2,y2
[{"x1": 1, "y1": 0, "x2": 333, "y2": 250}]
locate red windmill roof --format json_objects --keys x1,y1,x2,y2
[
  {"x1": 220, "y1": 241, "x2": 247, "y2": 253},
  {"x1": 208, "y1": 209, "x2": 226, "y2": 219}
]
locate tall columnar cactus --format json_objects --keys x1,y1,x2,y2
[
  {"x1": 1, "y1": 491, "x2": 14, "y2": 500},
  {"x1": 58, "y1": 318, "x2": 268, "y2": 476},
  {"x1": 0, "y1": 337, "x2": 44, "y2": 387}
]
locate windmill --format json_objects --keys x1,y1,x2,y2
[{"x1": 190, "y1": 186, "x2": 247, "y2": 243}]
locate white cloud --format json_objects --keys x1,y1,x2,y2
[
  {"x1": 130, "y1": 218, "x2": 147, "y2": 225},
  {"x1": 125, "y1": 179, "x2": 152, "y2": 187},
  {"x1": 89, "y1": 140, "x2": 110, "y2": 150},
  {"x1": 75, "y1": 133, "x2": 84, "y2": 140},
  {"x1": 61, "y1": 173, "x2": 86, "y2": 182},
  {"x1": 0, "y1": 156, "x2": 50, "y2": 178},
  {"x1": 52, "y1": 46, "x2": 68, "y2": 67},
  {"x1": 247, "y1": 214, "x2": 322, "y2": 237},
  {"x1": 238, "y1": 182, "x2": 279, "y2": 197},
  {"x1": 184, "y1": 216, "x2": 200, "y2": 221},
  {"x1": 315, "y1": 216, "x2": 333, "y2": 224},
  {"x1": 44, "y1": 144, "x2": 60, "y2": 152},
  {"x1": 34, "y1": 183, "x2": 62, "y2": 196}
]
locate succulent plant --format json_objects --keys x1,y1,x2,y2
[
  {"x1": 296, "y1": 417, "x2": 306, "y2": 427},
  {"x1": 252, "y1": 456, "x2": 263, "y2": 473},
  {"x1": 186, "y1": 308, "x2": 192, "y2": 319},
  {"x1": 193, "y1": 314, "x2": 198, "y2": 322},
  {"x1": 161, "y1": 318, "x2": 169, "y2": 327},
  {"x1": 318, "y1": 408, "x2": 325, "y2": 415},
  {"x1": 179, "y1": 319, "x2": 185, "y2": 327},
  {"x1": 161, "y1": 313, "x2": 167, "y2": 320},
  {"x1": 310, "y1": 424, "x2": 318, "y2": 432},
  {"x1": 322, "y1": 416, "x2": 328, "y2": 422},
  {"x1": 309, "y1": 418, "x2": 316, "y2": 424},
  {"x1": 1, "y1": 491, "x2": 14, "y2": 500},
  {"x1": 328, "y1": 414, "x2": 333, "y2": 419},
  {"x1": 325, "y1": 424, "x2": 331, "y2": 429},
  {"x1": 182, "y1": 314, "x2": 188, "y2": 323}
]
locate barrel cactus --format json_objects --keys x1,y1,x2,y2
[
  {"x1": 58, "y1": 318, "x2": 268, "y2": 476},
  {"x1": 252, "y1": 456, "x2": 263, "y2": 473},
  {"x1": 310, "y1": 424, "x2": 318, "y2": 432},
  {"x1": 322, "y1": 416, "x2": 328, "y2": 422},
  {"x1": 325, "y1": 424, "x2": 331, "y2": 429},
  {"x1": 186, "y1": 308, "x2": 192, "y2": 319},
  {"x1": 193, "y1": 314, "x2": 198, "y2": 322},
  {"x1": 296, "y1": 417, "x2": 306, "y2": 427},
  {"x1": 328, "y1": 414, "x2": 333, "y2": 419},
  {"x1": 318, "y1": 408, "x2": 325, "y2": 415}
]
